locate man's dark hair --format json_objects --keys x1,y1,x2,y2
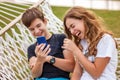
[{"x1": 21, "y1": 7, "x2": 44, "y2": 27}]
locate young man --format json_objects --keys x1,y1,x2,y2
[{"x1": 21, "y1": 7, "x2": 75, "y2": 80}]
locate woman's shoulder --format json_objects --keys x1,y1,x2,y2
[
  {"x1": 98, "y1": 33, "x2": 116, "y2": 48},
  {"x1": 99, "y1": 34, "x2": 114, "y2": 42},
  {"x1": 102, "y1": 34, "x2": 113, "y2": 39}
]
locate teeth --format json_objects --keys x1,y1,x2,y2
[
  {"x1": 78, "y1": 32, "x2": 80, "y2": 36},
  {"x1": 76, "y1": 32, "x2": 81, "y2": 37},
  {"x1": 76, "y1": 32, "x2": 80, "y2": 36},
  {"x1": 78, "y1": 33, "x2": 80, "y2": 36},
  {"x1": 76, "y1": 32, "x2": 79, "y2": 36}
]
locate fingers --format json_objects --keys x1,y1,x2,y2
[
  {"x1": 40, "y1": 44, "x2": 51, "y2": 56},
  {"x1": 62, "y1": 38, "x2": 70, "y2": 48},
  {"x1": 40, "y1": 44, "x2": 46, "y2": 51},
  {"x1": 62, "y1": 38, "x2": 74, "y2": 52},
  {"x1": 35, "y1": 44, "x2": 46, "y2": 53},
  {"x1": 30, "y1": 63, "x2": 35, "y2": 69},
  {"x1": 35, "y1": 43, "x2": 44, "y2": 55},
  {"x1": 43, "y1": 44, "x2": 51, "y2": 56},
  {"x1": 37, "y1": 44, "x2": 51, "y2": 56},
  {"x1": 63, "y1": 38, "x2": 69, "y2": 43}
]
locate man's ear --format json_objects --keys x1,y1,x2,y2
[{"x1": 44, "y1": 18, "x2": 48, "y2": 25}]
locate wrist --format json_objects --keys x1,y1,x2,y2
[
  {"x1": 36, "y1": 58, "x2": 45, "y2": 64},
  {"x1": 49, "y1": 56, "x2": 56, "y2": 64},
  {"x1": 74, "y1": 48, "x2": 81, "y2": 55},
  {"x1": 46, "y1": 56, "x2": 56, "y2": 64},
  {"x1": 46, "y1": 56, "x2": 52, "y2": 63}
]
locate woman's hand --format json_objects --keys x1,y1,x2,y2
[
  {"x1": 35, "y1": 44, "x2": 51, "y2": 63},
  {"x1": 62, "y1": 38, "x2": 79, "y2": 53}
]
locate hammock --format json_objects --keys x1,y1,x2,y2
[
  {"x1": 116, "y1": 38, "x2": 120, "y2": 80},
  {"x1": 0, "y1": 0, "x2": 63, "y2": 79},
  {"x1": 0, "y1": 0, "x2": 120, "y2": 79}
]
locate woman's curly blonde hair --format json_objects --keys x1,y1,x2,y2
[{"x1": 63, "y1": 6, "x2": 117, "y2": 57}]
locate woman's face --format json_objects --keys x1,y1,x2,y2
[
  {"x1": 65, "y1": 18, "x2": 85, "y2": 39},
  {"x1": 28, "y1": 18, "x2": 47, "y2": 37}
]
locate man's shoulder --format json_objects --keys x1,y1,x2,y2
[
  {"x1": 28, "y1": 43, "x2": 36, "y2": 50},
  {"x1": 53, "y1": 33, "x2": 66, "y2": 38}
]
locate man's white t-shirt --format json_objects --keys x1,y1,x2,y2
[{"x1": 80, "y1": 34, "x2": 118, "y2": 80}]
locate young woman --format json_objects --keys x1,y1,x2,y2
[
  {"x1": 21, "y1": 7, "x2": 75, "y2": 80},
  {"x1": 62, "y1": 6, "x2": 118, "y2": 80}
]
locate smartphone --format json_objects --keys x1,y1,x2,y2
[{"x1": 37, "y1": 36, "x2": 48, "y2": 49}]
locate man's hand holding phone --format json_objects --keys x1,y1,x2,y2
[{"x1": 35, "y1": 36, "x2": 51, "y2": 62}]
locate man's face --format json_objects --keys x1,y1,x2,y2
[{"x1": 28, "y1": 18, "x2": 47, "y2": 37}]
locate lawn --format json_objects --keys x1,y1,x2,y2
[
  {"x1": 0, "y1": 2, "x2": 120, "y2": 38},
  {"x1": 51, "y1": 6, "x2": 120, "y2": 38}
]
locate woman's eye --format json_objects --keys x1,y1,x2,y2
[
  {"x1": 68, "y1": 25, "x2": 75, "y2": 31},
  {"x1": 71, "y1": 25, "x2": 75, "y2": 28}
]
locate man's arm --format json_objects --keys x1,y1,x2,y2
[{"x1": 46, "y1": 50, "x2": 75, "y2": 72}]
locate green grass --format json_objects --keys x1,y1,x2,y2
[
  {"x1": 51, "y1": 6, "x2": 120, "y2": 38},
  {"x1": 0, "y1": 2, "x2": 120, "y2": 38},
  {"x1": 0, "y1": 2, "x2": 30, "y2": 30},
  {"x1": 92, "y1": 9, "x2": 120, "y2": 38},
  {"x1": 0, "y1": 7, "x2": 20, "y2": 16},
  {"x1": 3, "y1": 2, "x2": 31, "y2": 8},
  {"x1": 0, "y1": 11, "x2": 15, "y2": 20},
  {"x1": 0, "y1": 16, "x2": 10, "y2": 24},
  {"x1": 0, "y1": 3, "x2": 25, "y2": 12}
]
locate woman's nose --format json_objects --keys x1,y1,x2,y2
[{"x1": 70, "y1": 29, "x2": 75, "y2": 35}]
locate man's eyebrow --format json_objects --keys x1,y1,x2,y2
[{"x1": 36, "y1": 23, "x2": 41, "y2": 26}]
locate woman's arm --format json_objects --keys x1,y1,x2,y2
[
  {"x1": 75, "y1": 49, "x2": 110, "y2": 79},
  {"x1": 71, "y1": 59, "x2": 83, "y2": 80},
  {"x1": 62, "y1": 38, "x2": 111, "y2": 79}
]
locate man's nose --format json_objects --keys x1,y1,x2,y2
[{"x1": 35, "y1": 28, "x2": 39, "y2": 34}]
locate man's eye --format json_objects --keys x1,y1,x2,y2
[
  {"x1": 37, "y1": 24, "x2": 41, "y2": 28},
  {"x1": 29, "y1": 28, "x2": 34, "y2": 31}
]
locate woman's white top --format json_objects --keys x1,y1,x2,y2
[{"x1": 80, "y1": 34, "x2": 118, "y2": 80}]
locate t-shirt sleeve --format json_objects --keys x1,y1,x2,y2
[
  {"x1": 27, "y1": 44, "x2": 36, "y2": 61},
  {"x1": 59, "y1": 34, "x2": 66, "y2": 46},
  {"x1": 96, "y1": 34, "x2": 117, "y2": 58}
]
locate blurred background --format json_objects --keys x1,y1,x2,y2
[
  {"x1": 2, "y1": 0, "x2": 120, "y2": 10},
  {"x1": 0, "y1": 0, "x2": 120, "y2": 37}
]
